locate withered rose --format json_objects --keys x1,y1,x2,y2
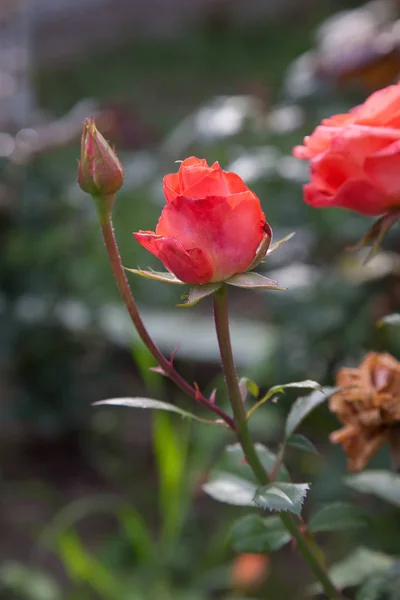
[{"x1": 330, "y1": 352, "x2": 400, "y2": 471}]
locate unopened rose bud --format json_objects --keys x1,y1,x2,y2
[{"x1": 78, "y1": 117, "x2": 124, "y2": 198}]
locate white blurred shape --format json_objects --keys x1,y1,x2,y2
[
  {"x1": 266, "y1": 262, "x2": 320, "y2": 291},
  {"x1": 15, "y1": 127, "x2": 39, "y2": 151},
  {"x1": 276, "y1": 155, "x2": 308, "y2": 183},
  {"x1": 266, "y1": 104, "x2": 304, "y2": 134},
  {"x1": 340, "y1": 251, "x2": 400, "y2": 284},
  {"x1": 15, "y1": 295, "x2": 47, "y2": 322},
  {"x1": 161, "y1": 95, "x2": 261, "y2": 156},
  {"x1": 0, "y1": 47, "x2": 29, "y2": 73},
  {"x1": 99, "y1": 305, "x2": 277, "y2": 366},
  {"x1": 284, "y1": 51, "x2": 319, "y2": 99},
  {"x1": 0, "y1": 71, "x2": 17, "y2": 98},
  {"x1": 55, "y1": 300, "x2": 91, "y2": 331},
  {"x1": 0, "y1": 132, "x2": 15, "y2": 157},
  {"x1": 227, "y1": 146, "x2": 280, "y2": 183},
  {"x1": 123, "y1": 151, "x2": 158, "y2": 190}
]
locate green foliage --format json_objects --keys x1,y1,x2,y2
[
  {"x1": 211, "y1": 443, "x2": 290, "y2": 483},
  {"x1": 57, "y1": 530, "x2": 127, "y2": 599},
  {"x1": 308, "y1": 502, "x2": 368, "y2": 533},
  {"x1": 309, "y1": 548, "x2": 396, "y2": 596},
  {"x1": 0, "y1": 563, "x2": 62, "y2": 600},
  {"x1": 356, "y1": 564, "x2": 400, "y2": 600},
  {"x1": 202, "y1": 443, "x2": 291, "y2": 507},
  {"x1": 178, "y1": 283, "x2": 222, "y2": 307},
  {"x1": 126, "y1": 268, "x2": 186, "y2": 285},
  {"x1": 225, "y1": 272, "x2": 285, "y2": 290},
  {"x1": 247, "y1": 380, "x2": 322, "y2": 420},
  {"x1": 202, "y1": 473, "x2": 257, "y2": 507},
  {"x1": 94, "y1": 397, "x2": 223, "y2": 426},
  {"x1": 345, "y1": 471, "x2": 400, "y2": 508},
  {"x1": 254, "y1": 482, "x2": 309, "y2": 516},
  {"x1": 230, "y1": 514, "x2": 291, "y2": 553},
  {"x1": 285, "y1": 388, "x2": 336, "y2": 438},
  {"x1": 378, "y1": 313, "x2": 400, "y2": 328},
  {"x1": 116, "y1": 504, "x2": 155, "y2": 563},
  {"x1": 356, "y1": 578, "x2": 389, "y2": 600},
  {"x1": 286, "y1": 434, "x2": 318, "y2": 455},
  {"x1": 239, "y1": 377, "x2": 260, "y2": 399},
  {"x1": 153, "y1": 411, "x2": 190, "y2": 550}
]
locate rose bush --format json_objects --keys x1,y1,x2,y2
[
  {"x1": 134, "y1": 157, "x2": 269, "y2": 284},
  {"x1": 293, "y1": 82, "x2": 400, "y2": 216}
]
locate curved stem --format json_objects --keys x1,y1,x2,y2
[
  {"x1": 213, "y1": 284, "x2": 342, "y2": 600},
  {"x1": 98, "y1": 207, "x2": 236, "y2": 431}
]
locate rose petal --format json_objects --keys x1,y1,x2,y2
[
  {"x1": 304, "y1": 179, "x2": 389, "y2": 216},
  {"x1": 134, "y1": 232, "x2": 214, "y2": 284},
  {"x1": 223, "y1": 171, "x2": 250, "y2": 194},
  {"x1": 330, "y1": 125, "x2": 396, "y2": 166},
  {"x1": 178, "y1": 157, "x2": 216, "y2": 193},
  {"x1": 163, "y1": 158, "x2": 251, "y2": 201},
  {"x1": 180, "y1": 163, "x2": 231, "y2": 199},
  {"x1": 293, "y1": 125, "x2": 342, "y2": 160},
  {"x1": 322, "y1": 113, "x2": 355, "y2": 127},
  {"x1": 156, "y1": 193, "x2": 265, "y2": 282},
  {"x1": 179, "y1": 157, "x2": 208, "y2": 168},
  {"x1": 163, "y1": 157, "x2": 211, "y2": 202},
  {"x1": 310, "y1": 151, "x2": 359, "y2": 193},
  {"x1": 356, "y1": 82, "x2": 400, "y2": 126},
  {"x1": 163, "y1": 173, "x2": 180, "y2": 203},
  {"x1": 364, "y1": 140, "x2": 400, "y2": 202}
]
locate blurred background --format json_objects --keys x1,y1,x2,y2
[{"x1": 2, "y1": 0, "x2": 400, "y2": 598}]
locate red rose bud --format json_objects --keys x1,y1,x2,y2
[
  {"x1": 293, "y1": 82, "x2": 400, "y2": 216},
  {"x1": 78, "y1": 117, "x2": 124, "y2": 197},
  {"x1": 134, "y1": 157, "x2": 270, "y2": 284}
]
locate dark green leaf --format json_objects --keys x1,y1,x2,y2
[
  {"x1": 216, "y1": 443, "x2": 290, "y2": 483},
  {"x1": 254, "y1": 482, "x2": 309, "y2": 516},
  {"x1": 308, "y1": 547, "x2": 395, "y2": 595},
  {"x1": 94, "y1": 398, "x2": 224, "y2": 426},
  {"x1": 177, "y1": 283, "x2": 222, "y2": 307},
  {"x1": 254, "y1": 444, "x2": 291, "y2": 482},
  {"x1": 308, "y1": 502, "x2": 368, "y2": 533},
  {"x1": 230, "y1": 514, "x2": 291, "y2": 553},
  {"x1": 247, "y1": 380, "x2": 322, "y2": 420},
  {"x1": 202, "y1": 473, "x2": 257, "y2": 506},
  {"x1": 345, "y1": 471, "x2": 400, "y2": 507},
  {"x1": 226, "y1": 272, "x2": 285, "y2": 290},
  {"x1": 286, "y1": 434, "x2": 318, "y2": 455},
  {"x1": 356, "y1": 577, "x2": 388, "y2": 600},
  {"x1": 285, "y1": 387, "x2": 336, "y2": 438}
]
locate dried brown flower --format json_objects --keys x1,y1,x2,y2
[{"x1": 330, "y1": 352, "x2": 400, "y2": 471}]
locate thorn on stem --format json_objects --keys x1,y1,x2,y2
[
  {"x1": 149, "y1": 365, "x2": 167, "y2": 376},
  {"x1": 170, "y1": 346, "x2": 180, "y2": 365},
  {"x1": 209, "y1": 388, "x2": 217, "y2": 404}
]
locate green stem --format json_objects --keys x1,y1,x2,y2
[
  {"x1": 213, "y1": 284, "x2": 342, "y2": 600},
  {"x1": 97, "y1": 205, "x2": 236, "y2": 431}
]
